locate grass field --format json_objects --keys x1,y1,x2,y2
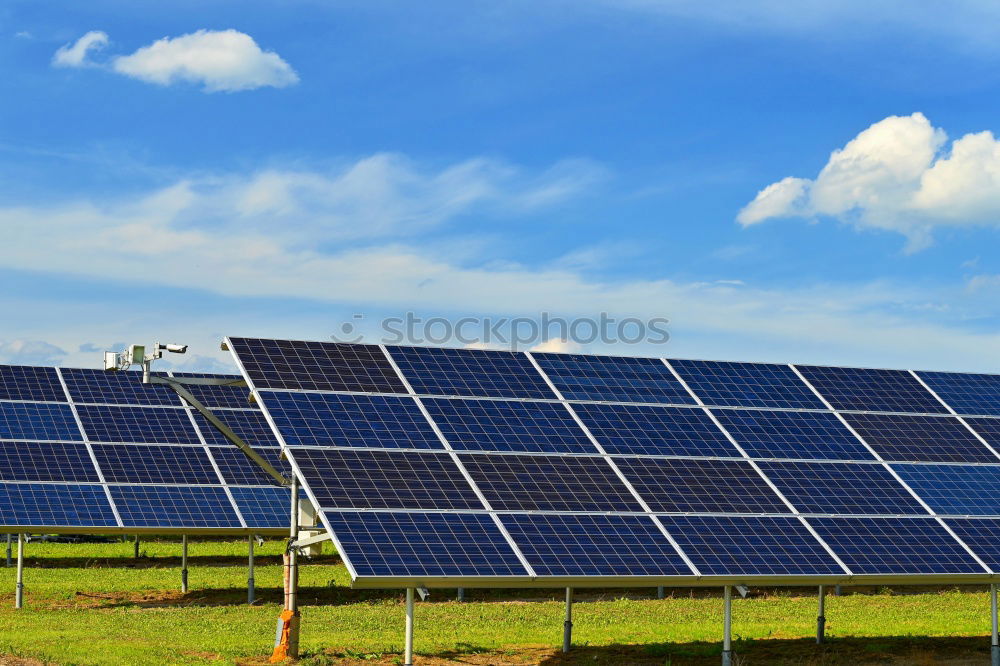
[{"x1": 0, "y1": 538, "x2": 994, "y2": 665}]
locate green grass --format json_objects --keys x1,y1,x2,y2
[{"x1": 0, "y1": 538, "x2": 994, "y2": 664}]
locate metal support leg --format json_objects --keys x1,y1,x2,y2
[
  {"x1": 5, "y1": 534, "x2": 10, "y2": 567},
  {"x1": 817, "y1": 585, "x2": 826, "y2": 644},
  {"x1": 721, "y1": 586, "x2": 732, "y2": 666},
  {"x1": 248, "y1": 535, "x2": 255, "y2": 605},
  {"x1": 992, "y1": 584, "x2": 999, "y2": 666},
  {"x1": 271, "y1": 477, "x2": 301, "y2": 661},
  {"x1": 181, "y1": 536, "x2": 189, "y2": 593},
  {"x1": 134, "y1": 534, "x2": 139, "y2": 558},
  {"x1": 405, "y1": 588, "x2": 415, "y2": 666},
  {"x1": 657, "y1": 586, "x2": 665, "y2": 599},
  {"x1": 834, "y1": 584, "x2": 842, "y2": 596},
  {"x1": 456, "y1": 587, "x2": 464, "y2": 602},
  {"x1": 563, "y1": 587, "x2": 573, "y2": 653},
  {"x1": 14, "y1": 534, "x2": 24, "y2": 609}
]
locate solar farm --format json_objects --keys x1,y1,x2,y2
[{"x1": 5, "y1": 337, "x2": 1000, "y2": 664}]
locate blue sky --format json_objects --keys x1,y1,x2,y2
[{"x1": 3, "y1": 1, "x2": 1000, "y2": 371}]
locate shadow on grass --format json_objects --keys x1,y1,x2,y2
[{"x1": 13, "y1": 554, "x2": 340, "y2": 569}]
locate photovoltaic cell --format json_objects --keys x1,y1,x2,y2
[
  {"x1": 755, "y1": 460, "x2": 927, "y2": 515},
  {"x1": 614, "y1": 457, "x2": 790, "y2": 514},
  {"x1": 843, "y1": 413, "x2": 998, "y2": 464},
  {"x1": 962, "y1": 418, "x2": 1000, "y2": 451},
  {"x1": 423, "y1": 398, "x2": 597, "y2": 454},
  {"x1": 76, "y1": 406, "x2": 201, "y2": 445},
  {"x1": 669, "y1": 359, "x2": 825, "y2": 410},
  {"x1": 110, "y1": 485, "x2": 242, "y2": 528},
  {"x1": 808, "y1": 516, "x2": 985, "y2": 574},
  {"x1": 390, "y1": 346, "x2": 555, "y2": 400},
  {"x1": 941, "y1": 518, "x2": 1000, "y2": 572},
  {"x1": 0, "y1": 402, "x2": 82, "y2": 441},
  {"x1": 917, "y1": 371, "x2": 1000, "y2": 417},
  {"x1": 573, "y1": 403, "x2": 737, "y2": 457},
  {"x1": 0, "y1": 483, "x2": 118, "y2": 527},
  {"x1": 458, "y1": 453, "x2": 643, "y2": 512},
  {"x1": 210, "y1": 447, "x2": 290, "y2": 486},
  {"x1": 0, "y1": 441, "x2": 99, "y2": 482},
  {"x1": 194, "y1": 409, "x2": 282, "y2": 448},
  {"x1": 260, "y1": 391, "x2": 442, "y2": 450},
  {"x1": 325, "y1": 510, "x2": 529, "y2": 578},
  {"x1": 92, "y1": 444, "x2": 220, "y2": 485},
  {"x1": 532, "y1": 352, "x2": 695, "y2": 404},
  {"x1": 290, "y1": 449, "x2": 484, "y2": 510},
  {"x1": 659, "y1": 515, "x2": 845, "y2": 576},
  {"x1": 891, "y1": 464, "x2": 1000, "y2": 516},
  {"x1": 61, "y1": 368, "x2": 180, "y2": 406},
  {"x1": 230, "y1": 486, "x2": 293, "y2": 529},
  {"x1": 228, "y1": 337, "x2": 406, "y2": 393},
  {"x1": 500, "y1": 513, "x2": 693, "y2": 577},
  {"x1": 795, "y1": 365, "x2": 948, "y2": 414},
  {"x1": 0, "y1": 365, "x2": 64, "y2": 402},
  {"x1": 713, "y1": 409, "x2": 875, "y2": 461},
  {"x1": 169, "y1": 372, "x2": 252, "y2": 409}
]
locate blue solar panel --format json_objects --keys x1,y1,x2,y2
[
  {"x1": 389, "y1": 346, "x2": 555, "y2": 400},
  {"x1": 532, "y1": 352, "x2": 695, "y2": 404},
  {"x1": 0, "y1": 402, "x2": 82, "y2": 441},
  {"x1": 713, "y1": 409, "x2": 875, "y2": 461},
  {"x1": 290, "y1": 449, "x2": 484, "y2": 510},
  {"x1": 210, "y1": 447, "x2": 290, "y2": 486},
  {"x1": 325, "y1": 510, "x2": 529, "y2": 578},
  {"x1": 261, "y1": 391, "x2": 442, "y2": 450},
  {"x1": 500, "y1": 513, "x2": 693, "y2": 577},
  {"x1": 755, "y1": 460, "x2": 927, "y2": 515},
  {"x1": 659, "y1": 515, "x2": 846, "y2": 576},
  {"x1": 573, "y1": 403, "x2": 737, "y2": 457},
  {"x1": 843, "y1": 413, "x2": 997, "y2": 463},
  {"x1": 941, "y1": 518, "x2": 1000, "y2": 573},
  {"x1": 194, "y1": 408, "x2": 282, "y2": 448},
  {"x1": 670, "y1": 359, "x2": 825, "y2": 410},
  {"x1": 808, "y1": 516, "x2": 985, "y2": 574},
  {"x1": 0, "y1": 442, "x2": 99, "y2": 482},
  {"x1": 110, "y1": 485, "x2": 242, "y2": 528},
  {"x1": 92, "y1": 444, "x2": 220, "y2": 485},
  {"x1": 0, "y1": 483, "x2": 117, "y2": 527},
  {"x1": 892, "y1": 464, "x2": 1000, "y2": 516},
  {"x1": 76, "y1": 406, "x2": 201, "y2": 444},
  {"x1": 228, "y1": 337, "x2": 406, "y2": 393},
  {"x1": 230, "y1": 486, "x2": 292, "y2": 529},
  {"x1": 423, "y1": 398, "x2": 597, "y2": 454},
  {"x1": 0, "y1": 366, "x2": 65, "y2": 402},
  {"x1": 917, "y1": 371, "x2": 1000, "y2": 417},
  {"x1": 169, "y1": 372, "x2": 251, "y2": 409},
  {"x1": 962, "y1": 418, "x2": 1000, "y2": 451},
  {"x1": 458, "y1": 453, "x2": 643, "y2": 512},
  {"x1": 614, "y1": 457, "x2": 790, "y2": 514},
  {"x1": 61, "y1": 368, "x2": 180, "y2": 406},
  {"x1": 795, "y1": 365, "x2": 948, "y2": 414}
]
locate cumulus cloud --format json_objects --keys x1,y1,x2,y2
[
  {"x1": 52, "y1": 29, "x2": 296, "y2": 92},
  {"x1": 52, "y1": 30, "x2": 108, "y2": 68},
  {"x1": 0, "y1": 340, "x2": 68, "y2": 365},
  {"x1": 530, "y1": 338, "x2": 583, "y2": 354},
  {"x1": 738, "y1": 113, "x2": 1000, "y2": 251}
]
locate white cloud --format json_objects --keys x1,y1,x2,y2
[
  {"x1": 0, "y1": 340, "x2": 67, "y2": 365},
  {"x1": 738, "y1": 113, "x2": 1000, "y2": 251},
  {"x1": 111, "y1": 29, "x2": 298, "y2": 92},
  {"x1": 52, "y1": 31, "x2": 108, "y2": 68},
  {"x1": 530, "y1": 338, "x2": 583, "y2": 354}
]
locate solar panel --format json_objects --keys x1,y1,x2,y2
[
  {"x1": 755, "y1": 460, "x2": 928, "y2": 515},
  {"x1": 0, "y1": 402, "x2": 82, "y2": 441},
  {"x1": 843, "y1": 413, "x2": 998, "y2": 463},
  {"x1": 795, "y1": 365, "x2": 948, "y2": 414},
  {"x1": 324, "y1": 510, "x2": 530, "y2": 578},
  {"x1": 0, "y1": 365, "x2": 64, "y2": 402},
  {"x1": 0, "y1": 483, "x2": 118, "y2": 527},
  {"x1": 91, "y1": 444, "x2": 221, "y2": 485},
  {"x1": 917, "y1": 371, "x2": 1000, "y2": 417},
  {"x1": 211, "y1": 447, "x2": 289, "y2": 486},
  {"x1": 77, "y1": 405, "x2": 202, "y2": 445},
  {"x1": 169, "y1": 372, "x2": 252, "y2": 409},
  {"x1": 0, "y1": 442, "x2": 100, "y2": 482},
  {"x1": 891, "y1": 464, "x2": 1000, "y2": 516},
  {"x1": 423, "y1": 398, "x2": 597, "y2": 454},
  {"x1": 669, "y1": 359, "x2": 825, "y2": 410},
  {"x1": 229, "y1": 486, "x2": 294, "y2": 529},
  {"x1": 110, "y1": 485, "x2": 243, "y2": 529},
  {"x1": 193, "y1": 409, "x2": 282, "y2": 448},
  {"x1": 500, "y1": 513, "x2": 693, "y2": 577},
  {"x1": 61, "y1": 368, "x2": 180, "y2": 406},
  {"x1": 532, "y1": 352, "x2": 696, "y2": 404},
  {"x1": 941, "y1": 518, "x2": 1000, "y2": 572},
  {"x1": 390, "y1": 345, "x2": 555, "y2": 399},
  {"x1": 807, "y1": 516, "x2": 985, "y2": 574},
  {"x1": 262, "y1": 391, "x2": 442, "y2": 450},
  {"x1": 572, "y1": 403, "x2": 738, "y2": 457},
  {"x1": 962, "y1": 418, "x2": 1000, "y2": 450},
  {"x1": 659, "y1": 515, "x2": 846, "y2": 576},
  {"x1": 614, "y1": 458, "x2": 790, "y2": 514},
  {"x1": 713, "y1": 409, "x2": 876, "y2": 461}
]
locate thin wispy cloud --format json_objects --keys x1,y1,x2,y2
[{"x1": 52, "y1": 30, "x2": 108, "y2": 68}]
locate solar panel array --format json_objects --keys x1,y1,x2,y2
[
  {"x1": 0, "y1": 365, "x2": 290, "y2": 533},
  {"x1": 227, "y1": 337, "x2": 1000, "y2": 585}
]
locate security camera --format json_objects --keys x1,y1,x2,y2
[{"x1": 160, "y1": 343, "x2": 188, "y2": 354}]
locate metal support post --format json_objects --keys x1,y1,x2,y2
[
  {"x1": 133, "y1": 534, "x2": 140, "y2": 558},
  {"x1": 456, "y1": 587, "x2": 464, "y2": 602},
  {"x1": 817, "y1": 585, "x2": 826, "y2": 644},
  {"x1": 14, "y1": 534, "x2": 24, "y2": 609},
  {"x1": 992, "y1": 584, "x2": 999, "y2": 666},
  {"x1": 5, "y1": 534, "x2": 10, "y2": 567},
  {"x1": 563, "y1": 587, "x2": 573, "y2": 653},
  {"x1": 181, "y1": 536, "x2": 189, "y2": 593},
  {"x1": 721, "y1": 586, "x2": 732, "y2": 666},
  {"x1": 248, "y1": 535, "x2": 256, "y2": 604},
  {"x1": 271, "y1": 477, "x2": 301, "y2": 662},
  {"x1": 405, "y1": 588, "x2": 415, "y2": 666},
  {"x1": 834, "y1": 584, "x2": 842, "y2": 596},
  {"x1": 657, "y1": 586, "x2": 665, "y2": 599}
]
